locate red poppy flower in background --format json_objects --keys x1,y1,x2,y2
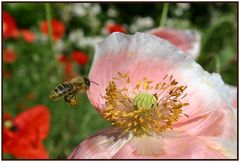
[
  {"x1": 3, "y1": 105, "x2": 50, "y2": 159},
  {"x1": 3, "y1": 71, "x2": 11, "y2": 79},
  {"x1": 40, "y1": 19, "x2": 65, "y2": 41},
  {"x1": 57, "y1": 51, "x2": 88, "y2": 81},
  {"x1": 57, "y1": 54, "x2": 78, "y2": 81},
  {"x1": 3, "y1": 11, "x2": 19, "y2": 39},
  {"x1": 57, "y1": 54, "x2": 70, "y2": 64},
  {"x1": 106, "y1": 22, "x2": 126, "y2": 33},
  {"x1": 21, "y1": 29, "x2": 36, "y2": 43},
  {"x1": 3, "y1": 48, "x2": 16, "y2": 64},
  {"x1": 71, "y1": 51, "x2": 89, "y2": 65}
]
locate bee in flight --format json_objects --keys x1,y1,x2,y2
[{"x1": 49, "y1": 76, "x2": 99, "y2": 106}]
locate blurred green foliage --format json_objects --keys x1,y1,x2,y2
[{"x1": 3, "y1": 2, "x2": 237, "y2": 159}]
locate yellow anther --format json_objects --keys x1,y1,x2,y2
[
  {"x1": 146, "y1": 80, "x2": 153, "y2": 84},
  {"x1": 135, "y1": 80, "x2": 141, "y2": 90},
  {"x1": 163, "y1": 74, "x2": 168, "y2": 80},
  {"x1": 113, "y1": 77, "x2": 120, "y2": 80},
  {"x1": 126, "y1": 76, "x2": 130, "y2": 83},
  {"x1": 133, "y1": 128, "x2": 137, "y2": 132},
  {"x1": 139, "y1": 117, "x2": 144, "y2": 124},
  {"x1": 143, "y1": 77, "x2": 148, "y2": 81},
  {"x1": 141, "y1": 126, "x2": 146, "y2": 132},
  {"x1": 171, "y1": 80, "x2": 178, "y2": 85},
  {"x1": 118, "y1": 71, "x2": 129, "y2": 78},
  {"x1": 144, "y1": 82, "x2": 149, "y2": 90},
  {"x1": 155, "y1": 83, "x2": 161, "y2": 90},
  {"x1": 128, "y1": 112, "x2": 134, "y2": 117},
  {"x1": 134, "y1": 121, "x2": 137, "y2": 126}
]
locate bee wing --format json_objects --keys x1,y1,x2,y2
[{"x1": 69, "y1": 76, "x2": 82, "y2": 83}]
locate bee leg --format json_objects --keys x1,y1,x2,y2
[
  {"x1": 64, "y1": 93, "x2": 75, "y2": 103},
  {"x1": 70, "y1": 93, "x2": 78, "y2": 106}
]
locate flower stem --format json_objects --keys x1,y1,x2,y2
[
  {"x1": 159, "y1": 3, "x2": 169, "y2": 27},
  {"x1": 45, "y1": 3, "x2": 54, "y2": 53},
  {"x1": 214, "y1": 55, "x2": 221, "y2": 73},
  {"x1": 44, "y1": 3, "x2": 61, "y2": 79}
]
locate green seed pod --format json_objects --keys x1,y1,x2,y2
[
  {"x1": 134, "y1": 92, "x2": 157, "y2": 109},
  {"x1": 4, "y1": 120, "x2": 13, "y2": 129}
]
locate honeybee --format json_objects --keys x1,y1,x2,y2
[{"x1": 49, "y1": 76, "x2": 99, "y2": 106}]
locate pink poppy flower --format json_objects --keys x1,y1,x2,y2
[
  {"x1": 147, "y1": 28, "x2": 201, "y2": 59},
  {"x1": 225, "y1": 85, "x2": 237, "y2": 108},
  {"x1": 68, "y1": 33, "x2": 236, "y2": 159}
]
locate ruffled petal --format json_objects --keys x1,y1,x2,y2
[
  {"x1": 68, "y1": 111, "x2": 236, "y2": 159},
  {"x1": 225, "y1": 85, "x2": 237, "y2": 108},
  {"x1": 173, "y1": 106, "x2": 237, "y2": 139},
  {"x1": 69, "y1": 129, "x2": 232, "y2": 159},
  {"x1": 14, "y1": 105, "x2": 50, "y2": 141},
  {"x1": 147, "y1": 28, "x2": 201, "y2": 59},
  {"x1": 68, "y1": 127, "x2": 133, "y2": 159},
  {"x1": 196, "y1": 136, "x2": 237, "y2": 159},
  {"x1": 88, "y1": 32, "x2": 230, "y2": 122},
  {"x1": 3, "y1": 105, "x2": 50, "y2": 159},
  {"x1": 112, "y1": 134, "x2": 230, "y2": 159},
  {"x1": 7, "y1": 141, "x2": 48, "y2": 159}
]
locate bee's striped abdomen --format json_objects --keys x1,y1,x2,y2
[
  {"x1": 62, "y1": 83, "x2": 73, "y2": 92},
  {"x1": 49, "y1": 83, "x2": 74, "y2": 100}
]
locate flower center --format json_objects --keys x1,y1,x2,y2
[
  {"x1": 4, "y1": 120, "x2": 18, "y2": 132},
  {"x1": 134, "y1": 92, "x2": 157, "y2": 110},
  {"x1": 4, "y1": 120, "x2": 13, "y2": 129},
  {"x1": 102, "y1": 72, "x2": 189, "y2": 137}
]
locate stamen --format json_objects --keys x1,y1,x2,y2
[{"x1": 102, "y1": 72, "x2": 189, "y2": 137}]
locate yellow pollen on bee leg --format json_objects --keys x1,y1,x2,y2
[
  {"x1": 70, "y1": 99, "x2": 77, "y2": 106},
  {"x1": 102, "y1": 74, "x2": 189, "y2": 137}
]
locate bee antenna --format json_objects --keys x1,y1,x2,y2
[{"x1": 90, "y1": 80, "x2": 100, "y2": 86}]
